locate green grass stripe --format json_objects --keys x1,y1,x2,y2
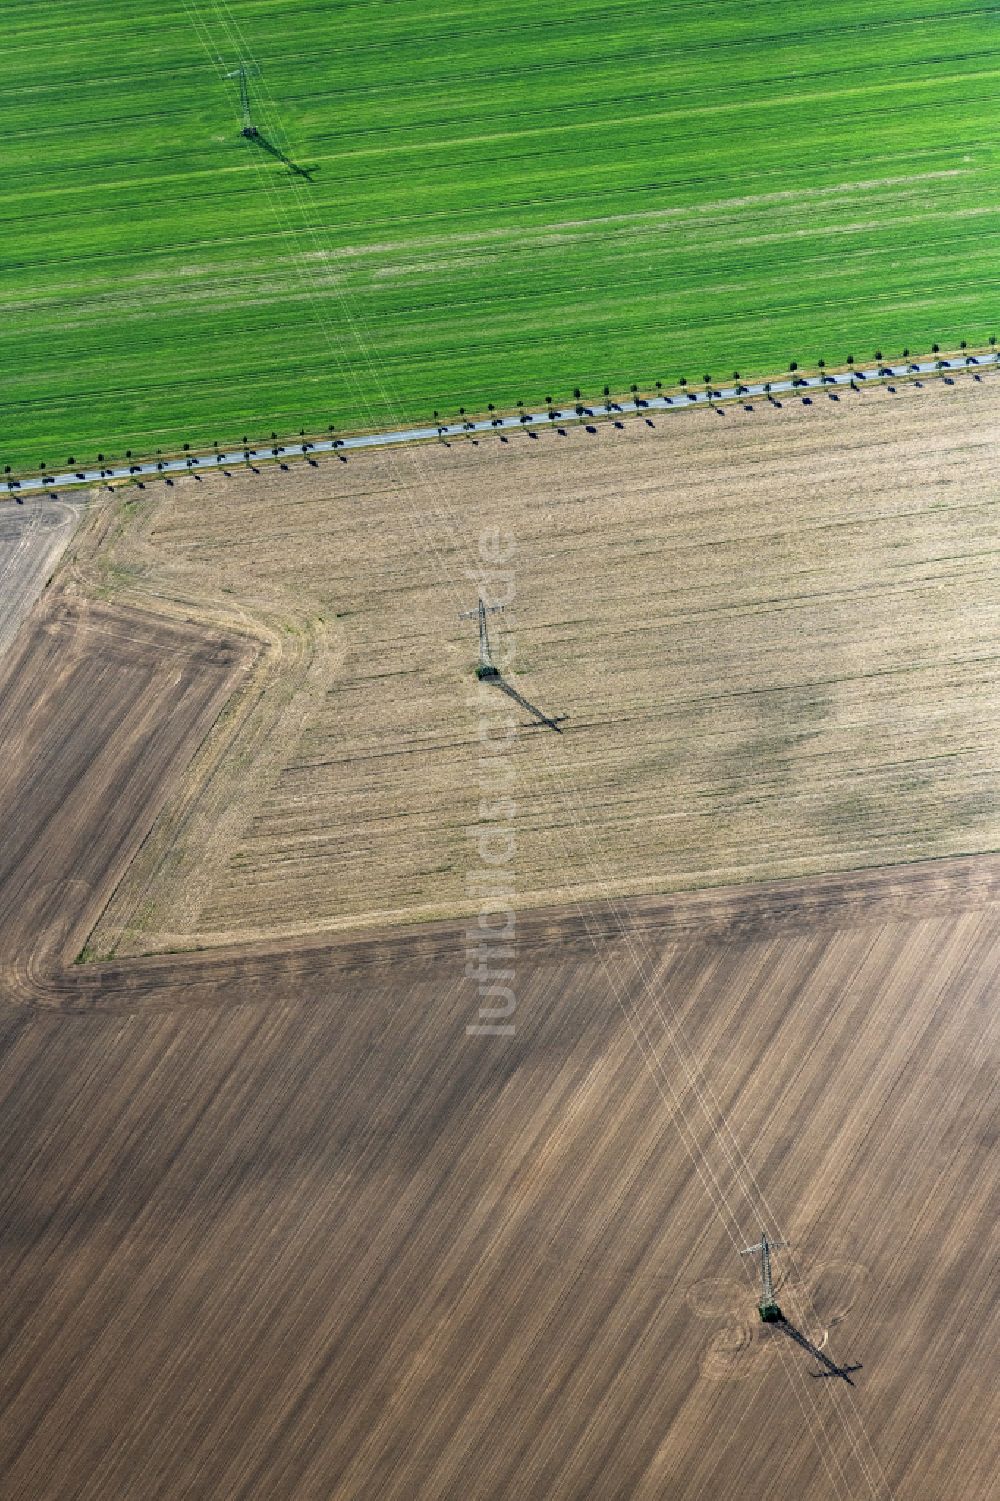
[{"x1": 1, "y1": 0, "x2": 998, "y2": 470}]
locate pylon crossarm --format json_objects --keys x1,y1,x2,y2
[{"x1": 458, "y1": 600, "x2": 504, "y2": 620}]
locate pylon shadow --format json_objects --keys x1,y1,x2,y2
[
  {"x1": 486, "y1": 673, "x2": 566, "y2": 733},
  {"x1": 777, "y1": 1318, "x2": 861, "y2": 1385},
  {"x1": 248, "y1": 132, "x2": 317, "y2": 180}
]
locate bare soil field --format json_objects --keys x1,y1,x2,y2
[
  {"x1": 0, "y1": 495, "x2": 85, "y2": 659},
  {"x1": 66, "y1": 373, "x2": 1000, "y2": 958},
  {"x1": 0, "y1": 772, "x2": 997, "y2": 1498}
]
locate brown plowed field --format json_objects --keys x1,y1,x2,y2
[
  {"x1": 63, "y1": 374, "x2": 1000, "y2": 959},
  {"x1": 0, "y1": 413, "x2": 998, "y2": 1494},
  {"x1": 0, "y1": 593, "x2": 254, "y2": 994},
  {"x1": 1, "y1": 828, "x2": 998, "y2": 1495}
]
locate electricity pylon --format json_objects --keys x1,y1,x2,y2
[
  {"x1": 740, "y1": 1230, "x2": 786, "y2": 1323},
  {"x1": 227, "y1": 62, "x2": 259, "y2": 137},
  {"x1": 459, "y1": 597, "x2": 503, "y2": 679}
]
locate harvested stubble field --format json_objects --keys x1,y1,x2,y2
[
  {"x1": 3, "y1": 0, "x2": 1000, "y2": 470},
  {"x1": 68, "y1": 373, "x2": 1000, "y2": 959}
]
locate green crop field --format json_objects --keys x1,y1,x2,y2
[{"x1": 2, "y1": 0, "x2": 998, "y2": 473}]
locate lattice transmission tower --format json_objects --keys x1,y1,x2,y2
[
  {"x1": 227, "y1": 62, "x2": 259, "y2": 138},
  {"x1": 740, "y1": 1229, "x2": 786, "y2": 1323},
  {"x1": 459, "y1": 597, "x2": 504, "y2": 679}
]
